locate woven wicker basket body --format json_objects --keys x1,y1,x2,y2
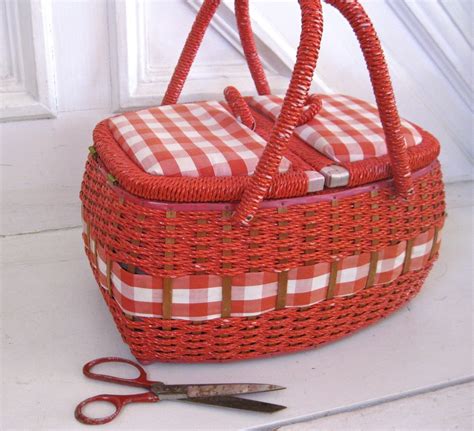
[
  {"x1": 80, "y1": 0, "x2": 446, "y2": 362},
  {"x1": 81, "y1": 157, "x2": 444, "y2": 362}
]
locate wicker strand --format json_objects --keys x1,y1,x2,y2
[
  {"x1": 234, "y1": 0, "x2": 271, "y2": 95},
  {"x1": 224, "y1": 86, "x2": 256, "y2": 130},
  {"x1": 162, "y1": 0, "x2": 220, "y2": 106},
  {"x1": 234, "y1": 0, "x2": 324, "y2": 225}
]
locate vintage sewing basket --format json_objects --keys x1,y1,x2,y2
[{"x1": 80, "y1": 0, "x2": 445, "y2": 362}]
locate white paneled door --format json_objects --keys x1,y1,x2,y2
[
  {"x1": 0, "y1": 0, "x2": 56, "y2": 121},
  {"x1": 0, "y1": 0, "x2": 472, "y2": 235}
]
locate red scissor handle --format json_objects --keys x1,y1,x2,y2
[
  {"x1": 75, "y1": 392, "x2": 159, "y2": 425},
  {"x1": 83, "y1": 356, "x2": 159, "y2": 388}
]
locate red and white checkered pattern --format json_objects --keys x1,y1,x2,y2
[
  {"x1": 171, "y1": 275, "x2": 222, "y2": 320},
  {"x1": 231, "y1": 272, "x2": 279, "y2": 317},
  {"x1": 374, "y1": 241, "x2": 407, "y2": 285},
  {"x1": 108, "y1": 101, "x2": 326, "y2": 192},
  {"x1": 409, "y1": 228, "x2": 437, "y2": 271},
  {"x1": 108, "y1": 101, "x2": 292, "y2": 177},
  {"x1": 287, "y1": 262, "x2": 331, "y2": 306},
  {"x1": 95, "y1": 244, "x2": 223, "y2": 320},
  {"x1": 84, "y1": 220, "x2": 440, "y2": 321},
  {"x1": 248, "y1": 94, "x2": 422, "y2": 163},
  {"x1": 334, "y1": 253, "x2": 371, "y2": 296},
  {"x1": 110, "y1": 265, "x2": 165, "y2": 318}
]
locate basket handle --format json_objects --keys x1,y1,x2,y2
[
  {"x1": 233, "y1": 0, "x2": 415, "y2": 224},
  {"x1": 162, "y1": 0, "x2": 324, "y2": 218},
  {"x1": 162, "y1": 0, "x2": 271, "y2": 105},
  {"x1": 162, "y1": 0, "x2": 415, "y2": 225},
  {"x1": 234, "y1": 0, "x2": 271, "y2": 95}
]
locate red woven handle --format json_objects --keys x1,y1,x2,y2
[
  {"x1": 233, "y1": 0, "x2": 415, "y2": 224},
  {"x1": 232, "y1": 0, "x2": 324, "y2": 224},
  {"x1": 297, "y1": 95, "x2": 323, "y2": 126},
  {"x1": 235, "y1": 0, "x2": 271, "y2": 95},
  {"x1": 326, "y1": 0, "x2": 414, "y2": 197},
  {"x1": 162, "y1": 0, "x2": 323, "y2": 225},
  {"x1": 162, "y1": 0, "x2": 414, "y2": 225},
  {"x1": 162, "y1": 0, "x2": 270, "y2": 105},
  {"x1": 224, "y1": 86, "x2": 256, "y2": 130}
]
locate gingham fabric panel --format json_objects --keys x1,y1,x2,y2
[
  {"x1": 286, "y1": 262, "x2": 331, "y2": 307},
  {"x1": 84, "y1": 224, "x2": 440, "y2": 321},
  {"x1": 231, "y1": 272, "x2": 279, "y2": 317},
  {"x1": 108, "y1": 101, "x2": 293, "y2": 178},
  {"x1": 334, "y1": 253, "x2": 371, "y2": 296},
  {"x1": 373, "y1": 241, "x2": 407, "y2": 285},
  {"x1": 171, "y1": 275, "x2": 223, "y2": 320},
  {"x1": 248, "y1": 94, "x2": 423, "y2": 163},
  {"x1": 409, "y1": 227, "x2": 438, "y2": 271}
]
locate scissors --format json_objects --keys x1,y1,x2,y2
[{"x1": 75, "y1": 357, "x2": 286, "y2": 425}]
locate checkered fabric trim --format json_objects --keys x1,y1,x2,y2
[
  {"x1": 108, "y1": 101, "x2": 293, "y2": 178},
  {"x1": 83, "y1": 222, "x2": 440, "y2": 321},
  {"x1": 231, "y1": 272, "x2": 279, "y2": 317},
  {"x1": 374, "y1": 241, "x2": 407, "y2": 285},
  {"x1": 409, "y1": 228, "x2": 438, "y2": 272},
  {"x1": 287, "y1": 262, "x2": 331, "y2": 307},
  {"x1": 248, "y1": 94, "x2": 423, "y2": 163},
  {"x1": 334, "y1": 253, "x2": 371, "y2": 296}
]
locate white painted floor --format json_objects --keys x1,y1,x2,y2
[
  {"x1": 280, "y1": 382, "x2": 474, "y2": 431},
  {"x1": 1, "y1": 182, "x2": 473, "y2": 430}
]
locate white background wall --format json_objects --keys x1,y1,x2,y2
[{"x1": 1, "y1": 0, "x2": 472, "y2": 236}]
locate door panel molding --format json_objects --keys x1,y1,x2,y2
[
  {"x1": 387, "y1": 0, "x2": 472, "y2": 110},
  {"x1": 0, "y1": 0, "x2": 57, "y2": 122}
]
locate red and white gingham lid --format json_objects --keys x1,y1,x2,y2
[
  {"x1": 108, "y1": 101, "x2": 292, "y2": 178},
  {"x1": 108, "y1": 100, "x2": 325, "y2": 193},
  {"x1": 248, "y1": 94, "x2": 423, "y2": 163}
]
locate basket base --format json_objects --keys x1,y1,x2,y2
[{"x1": 93, "y1": 259, "x2": 435, "y2": 363}]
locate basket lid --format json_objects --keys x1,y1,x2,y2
[
  {"x1": 248, "y1": 94, "x2": 423, "y2": 164},
  {"x1": 108, "y1": 100, "x2": 293, "y2": 178},
  {"x1": 92, "y1": 99, "x2": 326, "y2": 204}
]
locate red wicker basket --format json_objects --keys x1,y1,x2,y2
[{"x1": 80, "y1": 0, "x2": 445, "y2": 363}]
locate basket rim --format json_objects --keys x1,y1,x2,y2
[{"x1": 100, "y1": 161, "x2": 438, "y2": 212}]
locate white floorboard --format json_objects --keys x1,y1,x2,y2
[
  {"x1": 0, "y1": 110, "x2": 110, "y2": 236},
  {"x1": 279, "y1": 382, "x2": 473, "y2": 431}
]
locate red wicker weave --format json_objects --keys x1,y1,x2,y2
[
  {"x1": 80, "y1": 0, "x2": 446, "y2": 363},
  {"x1": 97, "y1": 261, "x2": 434, "y2": 363}
]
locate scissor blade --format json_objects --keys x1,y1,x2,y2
[
  {"x1": 183, "y1": 396, "x2": 286, "y2": 413},
  {"x1": 154, "y1": 383, "x2": 285, "y2": 399}
]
